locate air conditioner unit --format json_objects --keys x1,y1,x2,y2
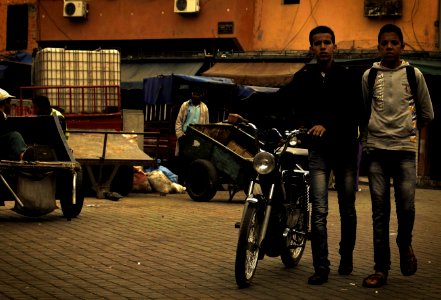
[
  {"x1": 174, "y1": 0, "x2": 200, "y2": 14},
  {"x1": 63, "y1": 1, "x2": 87, "y2": 18}
]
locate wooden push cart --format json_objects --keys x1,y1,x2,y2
[
  {"x1": 67, "y1": 130, "x2": 157, "y2": 199},
  {"x1": 182, "y1": 123, "x2": 259, "y2": 202}
]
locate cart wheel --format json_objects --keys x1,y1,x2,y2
[
  {"x1": 186, "y1": 159, "x2": 218, "y2": 202},
  {"x1": 59, "y1": 169, "x2": 84, "y2": 219},
  {"x1": 111, "y1": 165, "x2": 134, "y2": 196}
]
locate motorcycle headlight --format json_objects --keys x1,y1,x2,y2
[
  {"x1": 289, "y1": 136, "x2": 298, "y2": 147},
  {"x1": 253, "y1": 152, "x2": 275, "y2": 175}
]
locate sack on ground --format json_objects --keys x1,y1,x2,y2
[
  {"x1": 132, "y1": 166, "x2": 152, "y2": 192},
  {"x1": 133, "y1": 172, "x2": 152, "y2": 192},
  {"x1": 171, "y1": 182, "x2": 186, "y2": 194},
  {"x1": 144, "y1": 165, "x2": 178, "y2": 183},
  {"x1": 148, "y1": 170, "x2": 172, "y2": 194}
]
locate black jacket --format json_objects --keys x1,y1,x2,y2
[{"x1": 277, "y1": 62, "x2": 362, "y2": 150}]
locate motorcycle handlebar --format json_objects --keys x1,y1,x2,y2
[{"x1": 225, "y1": 113, "x2": 307, "y2": 151}]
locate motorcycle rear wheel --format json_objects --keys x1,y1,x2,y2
[
  {"x1": 280, "y1": 203, "x2": 309, "y2": 268},
  {"x1": 235, "y1": 204, "x2": 262, "y2": 288}
]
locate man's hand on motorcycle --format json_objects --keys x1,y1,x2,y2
[{"x1": 307, "y1": 125, "x2": 326, "y2": 137}]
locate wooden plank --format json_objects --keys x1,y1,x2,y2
[
  {"x1": 0, "y1": 160, "x2": 79, "y2": 171},
  {"x1": 68, "y1": 132, "x2": 155, "y2": 164}
]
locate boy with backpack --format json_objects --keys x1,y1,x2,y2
[{"x1": 361, "y1": 24, "x2": 434, "y2": 288}]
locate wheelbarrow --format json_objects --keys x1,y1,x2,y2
[
  {"x1": 0, "y1": 116, "x2": 83, "y2": 220},
  {"x1": 181, "y1": 123, "x2": 258, "y2": 202}
]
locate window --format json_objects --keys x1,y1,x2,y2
[
  {"x1": 7, "y1": 4, "x2": 29, "y2": 51},
  {"x1": 365, "y1": 0, "x2": 402, "y2": 18}
]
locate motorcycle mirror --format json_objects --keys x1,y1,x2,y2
[{"x1": 268, "y1": 128, "x2": 282, "y2": 141}]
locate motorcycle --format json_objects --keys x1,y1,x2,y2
[{"x1": 234, "y1": 122, "x2": 310, "y2": 288}]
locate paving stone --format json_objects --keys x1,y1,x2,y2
[{"x1": 0, "y1": 186, "x2": 439, "y2": 299}]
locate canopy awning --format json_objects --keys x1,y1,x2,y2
[
  {"x1": 121, "y1": 62, "x2": 204, "y2": 89},
  {"x1": 143, "y1": 74, "x2": 236, "y2": 105},
  {"x1": 407, "y1": 59, "x2": 441, "y2": 76},
  {"x1": 202, "y1": 62, "x2": 305, "y2": 87}
]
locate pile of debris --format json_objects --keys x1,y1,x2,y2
[{"x1": 132, "y1": 166, "x2": 186, "y2": 195}]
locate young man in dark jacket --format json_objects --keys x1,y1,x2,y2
[{"x1": 278, "y1": 25, "x2": 362, "y2": 285}]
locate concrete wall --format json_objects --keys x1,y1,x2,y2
[
  {"x1": 253, "y1": 0, "x2": 439, "y2": 51},
  {"x1": 37, "y1": 0, "x2": 255, "y2": 50},
  {"x1": 1, "y1": 0, "x2": 438, "y2": 55},
  {"x1": 38, "y1": 0, "x2": 440, "y2": 52}
]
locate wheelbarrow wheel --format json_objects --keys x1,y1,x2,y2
[
  {"x1": 186, "y1": 159, "x2": 218, "y2": 202},
  {"x1": 59, "y1": 169, "x2": 84, "y2": 219}
]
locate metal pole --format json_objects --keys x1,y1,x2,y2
[{"x1": 0, "y1": 174, "x2": 24, "y2": 207}]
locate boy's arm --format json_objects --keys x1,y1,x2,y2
[
  {"x1": 175, "y1": 102, "x2": 187, "y2": 139},
  {"x1": 415, "y1": 68, "x2": 434, "y2": 127},
  {"x1": 201, "y1": 103, "x2": 210, "y2": 124}
]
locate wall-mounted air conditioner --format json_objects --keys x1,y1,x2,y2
[
  {"x1": 63, "y1": 0, "x2": 88, "y2": 18},
  {"x1": 174, "y1": 0, "x2": 200, "y2": 14}
]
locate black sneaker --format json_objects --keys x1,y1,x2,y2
[
  {"x1": 104, "y1": 191, "x2": 123, "y2": 201},
  {"x1": 400, "y1": 245, "x2": 417, "y2": 276},
  {"x1": 308, "y1": 268, "x2": 329, "y2": 285},
  {"x1": 338, "y1": 256, "x2": 353, "y2": 275}
]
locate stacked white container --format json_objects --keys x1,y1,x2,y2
[{"x1": 32, "y1": 48, "x2": 121, "y2": 114}]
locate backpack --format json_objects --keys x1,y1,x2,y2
[{"x1": 366, "y1": 66, "x2": 420, "y2": 125}]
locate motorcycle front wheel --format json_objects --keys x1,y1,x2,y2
[
  {"x1": 280, "y1": 203, "x2": 310, "y2": 268},
  {"x1": 235, "y1": 203, "x2": 262, "y2": 288}
]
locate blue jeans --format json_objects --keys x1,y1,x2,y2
[
  {"x1": 309, "y1": 146, "x2": 358, "y2": 271},
  {"x1": 0, "y1": 131, "x2": 27, "y2": 160},
  {"x1": 367, "y1": 149, "x2": 416, "y2": 273}
]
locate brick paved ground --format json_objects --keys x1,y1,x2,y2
[{"x1": 0, "y1": 184, "x2": 440, "y2": 299}]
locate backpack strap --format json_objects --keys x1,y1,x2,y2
[
  {"x1": 405, "y1": 65, "x2": 417, "y2": 99},
  {"x1": 405, "y1": 66, "x2": 421, "y2": 123}
]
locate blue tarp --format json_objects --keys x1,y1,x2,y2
[
  {"x1": 236, "y1": 85, "x2": 279, "y2": 100},
  {"x1": 121, "y1": 62, "x2": 204, "y2": 90},
  {"x1": 143, "y1": 74, "x2": 236, "y2": 105},
  {"x1": 142, "y1": 74, "x2": 277, "y2": 105},
  {"x1": 0, "y1": 51, "x2": 32, "y2": 80},
  {"x1": 143, "y1": 75, "x2": 175, "y2": 104}
]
